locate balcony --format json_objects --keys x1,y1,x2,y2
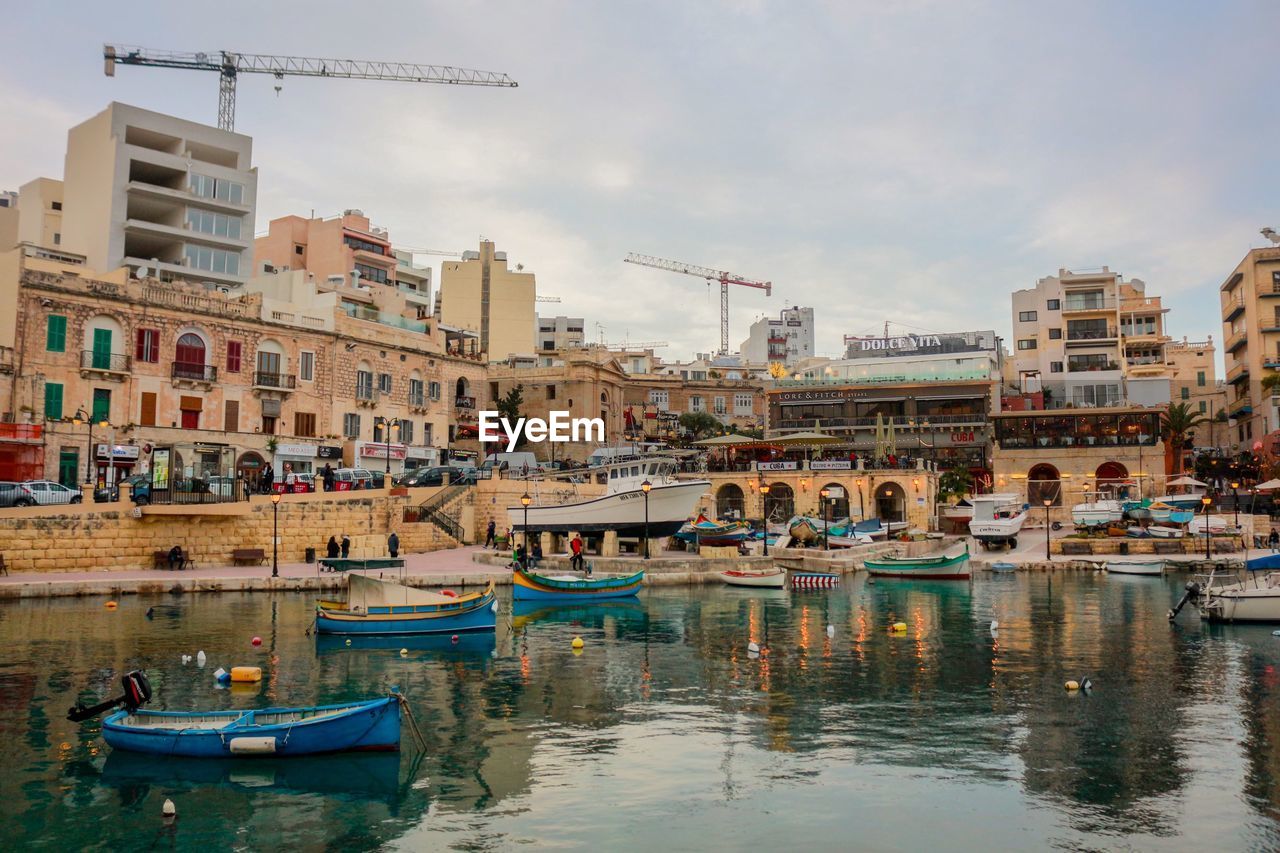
[
  {"x1": 356, "y1": 387, "x2": 380, "y2": 408},
  {"x1": 1229, "y1": 397, "x2": 1253, "y2": 418},
  {"x1": 1121, "y1": 329, "x2": 1170, "y2": 345},
  {"x1": 1264, "y1": 356, "x2": 1280, "y2": 370},
  {"x1": 1067, "y1": 360, "x2": 1120, "y2": 373},
  {"x1": 773, "y1": 413, "x2": 988, "y2": 431},
  {"x1": 252, "y1": 371, "x2": 297, "y2": 392},
  {"x1": 80, "y1": 350, "x2": 131, "y2": 380},
  {"x1": 1125, "y1": 357, "x2": 1167, "y2": 377},
  {"x1": 1065, "y1": 326, "x2": 1118, "y2": 344},
  {"x1": 455, "y1": 395, "x2": 476, "y2": 409},
  {"x1": 1227, "y1": 362, "x2": 1250, "y2": 385},
  {"x1": 1222, "y1": 292, "x2": 1246, "y2": 321},
  {"x1": 408, "y1": 392, "x2": 428, "y2": 413},
  {"x1": 1062, "y1": 297, "x2": 1115, "y2": 314},
  {"x1": 1120, "y1": 296, "x2": 1165, "y2": 312},
  {"x1": 171, "y1": 361, "x2": 216, "y2": 386},
  {"x1": 1225, "y1": 329, "x2": 1248, "y2": 353}
]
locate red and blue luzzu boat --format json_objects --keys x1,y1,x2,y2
[
  {"x1": 317, "y1": 574, "x2": 497, "y2": 635},
  {"x1": 513, "y1": 566, "x2": 643, "y2": 602},
  {"x1": 102, "y1": 696, "x2": 402, "y2": 757}
]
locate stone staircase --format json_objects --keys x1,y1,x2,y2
[{"x1": 414, "y1": 485, "x2": 472, "y2": 545}]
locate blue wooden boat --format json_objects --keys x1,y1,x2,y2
[
  {"x1": 512, "y1": 566, "x2": 643, "y2": 601},
  {"x1": 101, "y1": 695, "x2": 401, "y2": 758},
  {"x1": 316, "y1": 574, "x2": 497, "y2": 635}
]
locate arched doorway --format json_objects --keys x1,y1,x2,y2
[
  {"x1": 821, "y1": 482, "x2": 850, "y2": 520},
  {"x1": 764, "y1": 482, "x2": 794, "y2": 522},
  {"x1": 1095, "y1": 461, "x2": 1130, "y2": 498},
  {"x1": 1027, "y1": 463, "x2": 1062, "y2": 506},
  {"x1": 716, "y1": 484, "x2": 745, "y2": 520},
  {"x1": 874, "y1": 482, "x2": 905, "y2": 522},
  {"x1": 456, "y1": 376, "x2": 470, "y2": 401},
  {"x1": 174, "y1": 332, "x2": 207, "y2": 378},
  {"x1": 237, "y1": 451, "x2": 266, "y2": 491}
]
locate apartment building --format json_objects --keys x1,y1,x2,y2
[
  {"x1": 1010, "y1": 267, "x2": 1173, "y2": 409},
  {"x1": 536, "y1": 315, "x2": 585, "y2": 352},
  {"x1": 1166, "y1": 337, "x2": 1227, "y2": 448},
  {"x1": 439, "y1": 240, "x2": 536, "y2": 361},
  {"x1": 622, "y1": 371, "x2": 767, "y2": 437},
  {"x1": 1220, "y1": 245, "x2": 1280, "y2": 447},
  {"x1": 60, "y1": 102, "x2": 257, "y2": 286},
  {"x1": 255, "y1": 210, "x2": 400, "y2": 289},
  {"x1": 739, "y1": 305, "x2": 815, "y2": 369}
]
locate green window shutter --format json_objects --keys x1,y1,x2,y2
[
  {"x1": 92, "y1": 328, "x2": 112, "y2": 369},
  {"x1": 92, "y1": 388, "x2": 111, "y2": 423},
  {"x1": 46, "y1": 315, "x2": 66, "y2": 352},
  {"x1": 44, "y1": 382, "x2": 63, "y2": 419}
]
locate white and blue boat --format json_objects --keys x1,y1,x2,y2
[
  {"x1": 513, "y1": 566, "x2": 644, "y2": 602},
  {"x1": 317, "y1": 574, "x2": 497, "y2": 635},
  {"x1": 101, "y1": 696, "x2": 402, "y2": 757}
]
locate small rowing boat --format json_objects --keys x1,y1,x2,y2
[
  {"x1": 718, "y1": 567, "x2": 786, "y2": 588},
  {"x1": 1105, "y1": 559, "x2": 1165, "y2": 576},
  {"x1": 513, "y1": 566, "x2": 644, "y2": 601},
  {"x1": 316, "y1": 574, "x2": 497, "y2": 635},
  {"x1": 864, "y1": 547, "x2": 971, "y2": 580},
  {"x1": 102, "y1": 696, "x2": 403, "y2": 758}
]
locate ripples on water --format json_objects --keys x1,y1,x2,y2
[{"x1": 2, "y1": 573, "x2": 1280, "y2": 850}]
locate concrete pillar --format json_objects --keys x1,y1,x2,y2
[
  {"x1": 540, "y1": 531, "x2": 555, "y2": 554},
  {"x1": 602, "y1": 530, "x2": 620, "y2": 557},
  {"x1": 118, "y1": 481, "x2": 134, "y2": 505},
  {"x1": 80, "y1": 483, "x2": 95, "y2": 504},
  {"x1": 647, "y1": 536, "x2": 665, "y2": 557}
]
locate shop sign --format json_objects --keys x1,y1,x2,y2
[
  {"x1": 96, "y1": 444, "x2": 141, "y2": 461},
  {"x1": 360, "y1": 443, "x2": 408, "y2": 460},
  {"x1": 810, "y1": 460, "x2": 852, "y2": 470},
  {"x1": 949, "y1": 431, "x2": 977, "y2": 444},
  {"x1": 776, "y1": 390, "x2": 862, "y2": 403},
  {"x1": 317, "y1": 446, "x2": 343, "y2": 460},
  {"x1": 275, "y1": 443, "x2": 317, "y2": 458},
  {"x1": 152, "y1": 448, "x2": 171, "y2": 490},
  {"x1": 757, "y1": 461, "x2": 799, "y2": 471}
]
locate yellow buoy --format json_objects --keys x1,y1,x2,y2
[
  {"x1": 105, "y1": 601, "x2": 118, "y2": 609},
  {"x1": 571, "y1": 636, "x2": 584, "y2": 649},
  {"x1": 1065, "y1": 680, "x2": 1080, "y2": 691},
  {"x1": 891, "y1": 622, "x2": 907, "y2": 633},
  {"x1": 399, "y1": 648, "x2": 408, "y2": 657},
  {"x1": 572, "y1": 647, "x2": 584, "y2": 657},
  {"x1": 230, "y1": 666, "x2": 263, "y2": 683}
]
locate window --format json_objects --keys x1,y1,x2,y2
[
  {"x1": 189, "y1": 174, "x2": 245, "y2": 204},
  {"x1": 135, "y1": 328, "x2": 160, "y2": 363},
  {"x1": 409, "y1": 379, "x2": 424, "y2": 407},
  {"x1": 226, "y1": 340, "x2": 242, "y2": 373},
  {"x1": 734, "y1": 393, "x2": 752, "y2": 414},
  {"x1": 184, "y1": 244, "x2": 241, "y2": 276},
  {"x1": 378, "y1": 373, "x2": 393, "y2": 394},
  {"x1": 1181, "y1": 387, "x2": 1190, "y2": 400},
  {"x1": 649, "y1": 390, "x2": 669, "y2": 409},
  {"x1": 175, "y1": 333, "x2": 207, "y2": 369},
  {"x1": 1048, "y1": 328, "x2": 1062, "y2": 340},
  {"x1": 1197, "y1": 371, "x2": 1205, "y2": 387},
  {"x1": 53, "y1": 233, "x2": 60, "y2": 246},
  {"x1": 1018, "y1": 311, "x2": 1038, "y2": 322},
  {"x1": 400, "y1": 420, "x2": 414, "y2": 444},
  {"x1": 354, "y1": 263, "x2": 389, "y2": 284},
  {"x1": 299, "y1": 351, "x2": 314, "y2": 382},
  {"x1": 223, "y1": 399, "x2": 238, "y2": 432},
  {"x1": 51, "y1": 201, "x2": 62, "y2": 211},
  {"x1": 343, "y1": 235, "x2": 387, "y2": 255},
  {"x1": 1016, "y1": 339, "x2": 1037, "y2": 351},
  {"x1": 1047, "y1": 299, "x2": 1060, "y2": 310},
  {"x1": 689, "y1": 395, "x2": 704, "y2": 412},
  {"x1": 356, "y1": 370, "x2": 374, "y2": 399},
  {"x1": 44, "y1": 382, "x2": 63, "y2": 419},
  {"x1": 1068, "y1": 353, "x2": 1114, "y2": 372},
  {"x1": 428, "y1": 381, "x2": 441, "y2": 400},
  {"x1": 185, "y1": 209, "x2": 243, "y2": 239},
  {"x1": 343, "y1": 413, "x2": 361, "y2": 438},
  {"x1": 92, "y1": 388, "x2": 110, "y2": 423},
  {"x1": 295, "y1": 244, "x2": 304, "y2": 255},
  {"x1": 46, "y1": 315, "x2": 66, "y2": 352},
  {"x1": 547, "y1": 385, "x2": 557, "y2": 400},
  {"x1": 714, "y1": 397, "x2": 727, "y2": 415},
  {"x1": 1050, "y1": 361, "x2": 1063, "y2": 373},
  {"x1": 294, "y1": 412, "x2": 316, "y2": 437},
  {"x1": 1199, "y1": 401, "x2": 1207, "y2": 414}
]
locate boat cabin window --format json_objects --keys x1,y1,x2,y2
[{"x1": 609, "y1": 468, "x2": 618, "y2": 479}]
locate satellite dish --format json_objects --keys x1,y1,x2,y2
[{"x1": 1262, "y1": 227, "x2": 1280, "y2": 245}]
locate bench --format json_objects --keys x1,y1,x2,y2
[
  {"x1": 1061, "y1": 541, "x2": 1093, "y2": 556},
  {"x1": 153, "y1": 550, "x2": 194, "y2": 570},
  {"x1": 231, "y1": 548, "x2": 267, "y2": 566},
  {"x1": 319, "y1": 557, "x2": 405, "y2": 573},
  {"x1": 1154, "y1": 540, "x2": 1185, "y2": 555}
]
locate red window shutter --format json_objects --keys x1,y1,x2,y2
[
  {"x1": 148, "y1": 332, "x2": 158, "y2": 363},
  {"x1": 135, "y1": 329, "x2": 146, "y2": 360},
  {"x1": 227, "y1": 341, "x2": 241, "y2": 373}
]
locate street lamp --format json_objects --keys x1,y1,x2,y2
[
  {"x1": 1202, "y1": 495, "x2": 1213, "y2": 561},
  {"x1": 270, "y1": 492, "x2": 281, "y2": 578},
  {"x1": 1043, "y1": 498, "x2": 1053, "y2": 560},
  {"x1": 1231, "y1": 480, "x2": 1241, "y2": 532},
  {"x1": 520, "y1": 492, "x2": 531, "y2": 567},
  {"x1": 641, "y1": 479, "x2": 652, "y2": 559},
  {"x1": 819, "y1": 486, "x2": 831, "y2": 550},
  {"x1": 72, "y1": 409, "x2": 108, "y2": 486},
  {"x1": 759, "y1": 482, "x2": 771, "y2": 557},
  {"x1": 375, "y1": 417, "x2": 401, "y2": 480}
]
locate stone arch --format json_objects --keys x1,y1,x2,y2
[
  {"x1": 254, "y1": 337, "x2": 287, "y2": 376},
  {"x1": 1027, "y1": 462, "x2": 1062, "y2": 506},
  {"x1": 175, "y1": 330, "x2": 209, "y2": 368},
  {"x1": 456, "y1": 376, "x2": 470, "y2": 399},
  {"x1": 821, "y1": 482, "x2": 850, "y2": 520},
  {"x1": 1095, "y1": 460, "x2": 1129, "y2": 495},
  {"x1": 874, "y1": 481, "x2": 906, "y2": 522},
  {"x1": 764, "y1": 482, "x2": 794, "y2": 522},
  {"x1": 715, "y1": 483, "x2": 745, "y2": 520},
  {"x1": 82, "y1": 313, "x2": 127, "y2": 357}
]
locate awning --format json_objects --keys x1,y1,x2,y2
[{"x1": 693, "y1": 434, "x2": 756, "y2": 447}]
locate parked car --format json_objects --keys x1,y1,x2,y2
[
  {"x1": 93, "y1": 474, "x2": 152, "y2": 505},
  {"x1": 0, "y1": 481, "x2": 25, "y2": 508},
  {"x1": 16, "y1": 480, "x2": 83, "y2": 506},
  {"x1": 332, "y1": 468, "x2": 385, "y2": 490},
  {"x1": 398, "y1": 466, "x2": 467, "y2": 488},
  {"x1": 294, "y1": 472, "x2": 316, "y2": 492}
]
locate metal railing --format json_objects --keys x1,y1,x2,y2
[
  {"x1": 253, "y1": 371, "x2": 297, "y2": 389},
  {"x1": 1066, "y1": 326, "x2": 1117, "y2": 341},
  {"x1": 1063, "y1": 297, "x2": 1115, "y2": 312},
  {"x1": 1067, "y1": 360, "x2": 1119, "y2": 372},
  {"x1": 412, "y1": 484, "x2": 468, "y2": 540},
  {"x1": 408, "y1": 392, "x2": 426, "y2": 408},
  {"x1": 455, "y1": 395, "x2": 476, "y2": 409},
  {"x1": 149, "y1": 478, "x2": 247, "y2": 505},
  {"x1": 171, "y1": 361, "x2": 217, "y2": 382},
  {"x1": 81, "y1": 350, "x2": 131, "y2": 372},
  {"x1": 774, "y1": 413, "x2": 987, "y2": 430}
]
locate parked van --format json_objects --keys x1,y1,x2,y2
[
  {"x1": 479, "y1": 451, "x2": 540, "y2": 476},
  {"x1": 332, "y1": 467, "x2": 385, "y2": 490}
]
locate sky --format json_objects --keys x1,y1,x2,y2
[{"x1": 3, "y1": 1, "x2": 1278, "y2": 367}]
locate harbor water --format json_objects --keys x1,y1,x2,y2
[{"x1": 4, "y1": 572, "x2": 1280, "y2": 850}]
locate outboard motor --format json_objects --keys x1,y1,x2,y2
[
  {"x1": 67, "y1": 670, "x2": 152, "y2": 722},
  {"x1": 1168, "y1": 581, "x2": 1202, "y2": 622}
]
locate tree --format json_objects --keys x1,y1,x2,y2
[
  {"x1": 679, "y1": 411, "x2": 722, "y2": 439},
  {"x1": 495, "y1": 384, "x2": 526, "y2": 449},
  {"x1": 1263, "y1": 372, "x2": 1280, "y2": 395},
  {"x1": 1161, "y1": 402, "x2": 1205, "y2": 475},
  {"x1": 936, "y1": 467, "x2": 974, "y2": 504}
]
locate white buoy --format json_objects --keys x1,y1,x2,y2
[
  {"x1": 747, "y1": 641, "x2": 760, "y2": 654},
  {"x1": 196, "y1": 650, "x2": 206, "y2": 668},
  {"x1": 990, "y1": 620, "x2": 999, "y2": 632},
  {"x1": 162, "y1": 798, "x2": 176, "y2": 817},
  {"x1": 826, "y1": 625, "x2": 835, "y2": 637}
]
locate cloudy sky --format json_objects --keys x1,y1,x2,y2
[{"x1": 4, "y1": 1, "x2": 1277, "y2": 364}]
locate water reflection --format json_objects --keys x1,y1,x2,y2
[{"x1": 2, "y1": 576, "x2": 1280, "y2": 849}]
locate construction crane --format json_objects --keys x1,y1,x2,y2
[
  {"x1": 605, "y1": 340, "x2": 668, "y2": 349},
  {"x1": 623, "y1": 253, "x2": 771, "y2": 354},
  {"x1": 103, "y1": 44, "x2": 518, "y2": 131},
  {"x1": 397, "y1": 247, "x2": 465, "y2": 257},
  {"x1": 535, "y1": 295, "x2": 562, "y2": 303}
]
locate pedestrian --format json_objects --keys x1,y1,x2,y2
[
  {"x1": 322, "y1": 463, "x2": 335, "y2": 492},
  {"x1": 284, "y1": 463, "x2": 296, "y2": 491},
  {"x1": 570, "y1": 533, "x2": 584, "y2": 572},
  {"x1": 485, "y1": 519, "x2": 496, "y2": 549},
  {"x1": 515, "y1": 543, "x2": 527, "y2": 569},
  {"x1": 341, "y1": 533, "x2": 351, "y2": 559},
  {"x1": 1270, "y1": 529, "x2": 1278, "y2": 552},
  {"x1": 167, "y1": 545, "x2": 184, "y2": 571},
  {"x1": 530, "y1": 539, "x2": 543, "y2": 569},
  {"x1": 262, "y1": 466, "x2": 275, "y2": 494},
  {"x1": 388, "y1": 531, "x2": 400, "y2": 559},
  {"x1": 326, "y1": 535, "x2": 340, "y2": 559}
]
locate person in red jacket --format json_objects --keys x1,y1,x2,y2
[{"x1": 570, "y1": 534, "x2": 584, "y2": 572}]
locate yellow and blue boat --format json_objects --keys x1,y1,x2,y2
[
  {"x1": 316, "y1": 574, "x2": 497, "y2": 635},
  {"x1": 512, "y1": 566, "x2": 643, "y2": 602}
]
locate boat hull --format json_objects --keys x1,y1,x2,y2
[
  {"x1": 508, "y1": 480, "x2": 708, "y2": 536},
  {"x1": 719, "y1": 569, "x2": 786, "y2": 588},
  {"x1": 791, "y1": 571, "x2": 839, "y2": 589},
  {"x1": 1202, "y1": 588, "x2": 1280, "y2": 622},
  {"x1": 316, "y1": 585, "x2": 497, "y2": 635},
  {"x1": 102, "y1": 697, "x2": 401, "y2": 758},
  {"x1": 1105, "y1": 560, "x2": 1165, "y2": 576},
  {"x1": 513, "y1": 568, "x2": 644, "y2": 601},
  {"x1": 864, "y1": 551, "x2": 971, "y2": 580}
]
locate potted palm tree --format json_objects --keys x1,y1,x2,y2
[{"x1": 1161, "y1": 402, "x2": 1205, "y2": 476}]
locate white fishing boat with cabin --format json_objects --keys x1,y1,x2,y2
[{"x1": 968, "y1": 493, "x2": 1028, "y2": 549}]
